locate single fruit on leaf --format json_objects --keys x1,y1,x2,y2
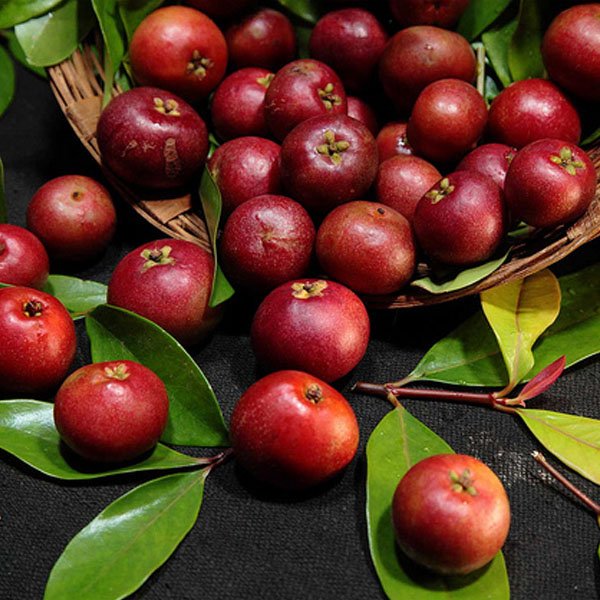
[
  {"x1": 26, "y1": 175, "x2": 116, "y2": 263},
  {"x1": 251, "y1": 279, "x2": 370, "y2": 382},
  {"x1": 392, "y1": 454, "x2": 510, "y2": 575},
  {"x1": 376, "y1": 122, "x2": 413, "y2": 162},
  {"x1": 456, "y1": 143, "x2": 517, "y2": 190},
  {"x1": 504, "y1": 139, "x2": 597, "y2": 229},
  {"x1": 97, "y1": 87, "x2": 209, "y2": 190},
  {"x1": 54, "y1": 360, "x2": 169, "y2": 463},
  {"x1": 0, "y1": 286, "x2": 76, "y2": 396},
  {"x1": 107, "y1": 239, "x2": 221, "y2": 346},
  {"x1": 389, "y1": 0, "x2": 470, "y2": 29},
  {"x1": 0, "y1": 224, "x2": 49, "y2": 289},
  {"x1": 230, "y1": 370, "x2": 359, "y2": 490},
  {"x1": 183, "y1": 0, "x2": 256, "y2": 20},
  {"x1": 347, "y1": 96, "x2": 379, "y2": 136}
]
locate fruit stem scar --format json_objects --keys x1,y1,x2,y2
[
  {"x1": 449, "y1": 469, "x2": 477, "y2": 495},
  {"x1": 140, "y1": 245, "x2": 176, "y2": 271},
  {"x1": 425, "y1": 177, "x2": 455, "y2": 204},
  {"x1": 318, "y1": 83, "x2": 342, "y2": 111},
  {"x1": 291, "y1": 280, "x2": 328, "y2": 299},
  {"x1": 257, "y1": 74, "x2": 274, "y2": 88},
  {"x1": 549, "y1": 146, "x2": 585, "y2": 176},
  {"x1": 187, "y1": 50, "x2": 214, "y2": 79},
  {"x1": 305, "y1": 383, "x2": 323, "y2": 404},
  {"x1": 153, "y1": 97, "x2": 181, "y2": 117},
  {"x1": 71, "y1": 190, "x2": 83, "y2": 201},
  {"x1": 22, "y1": 300, "x2": 44, "y2": 317},
  {"x1": 104, "y1": 363, "x2": 130, "y2": 380},
  {"x1": 316, "y1": 130, "x2": 350, "y2": 165}
]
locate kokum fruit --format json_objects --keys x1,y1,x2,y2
[
  {"x1": 389, "y1": 0, "x2": 470, "y2": 29},
  {"x1": 347, "y1": 96, "x2": 379, "y2": 136},
  {"x1": 376, "y1": 122, "x2": 413, "y2": 162},
  {"x1": 0, "y1": 224, "x2": 49, "y2": 289},
  {"x1": 456, "y1": 143, "x2": 517, "y2": 190},
  {"x1": 392, "y1": 454, "x2": 510, "y2": 575},
  {"x1": 230, "y1": 370, "x2": 359, "y2": 490}
]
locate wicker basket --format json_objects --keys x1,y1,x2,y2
[{"x1": 48, "y1": 47, "x2": 600, "y2": 309}]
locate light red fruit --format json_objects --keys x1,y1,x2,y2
[
  {"x1": 347, "y1": 96, "x2": 379, "y2": 136},
  {"x1": 456, "y1": 143, "x2": 517, "y2": 190},
  {"x1": 0, "y1": 224, "x2": 49, "y2": 289},
  {"x1": 389, "y1": 0, "x2": 470, "y2": 29},
  {"x1": 376, "y1": 122, "x2": 413, "y2": 163}
]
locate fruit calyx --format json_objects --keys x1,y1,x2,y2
[
  {"x1": 318, "y1": 83, "x2": 342, "y2": 110},
  {"x1": 186, "y1": 50, "x2": 214, "y2": 79},
  {"x1": 305, "y1": 383, "x2": 324, "y2": 404},
  {"x1": 316, "y1": 130, "x2": 350, "y2": 165},
  {"x1": 140, "y1": 245, "x2": 176, "y2": 271},
  {"x1": 153, "y1": 97, "x2": 181, "y2": 117},
  {"x1": 425, "y1": 177, "x2": 455, "y2": 204},
  {"x1": 449, "y1": 469, "x2": 478, "y2": 495},
  {"x1": 104, "y1": 363, "x2": 130, "y2": 381},
  {"x1": 22, "y1": 300, "x2": 44, "y2": 318},
  {"x1": 257, "y1": 74, "x2": 275, "y2": 88},
  {"x1": 71, "y1": 190, "x2": 83, "y2": 201},
  {"x1": 291, "y1": 280, "x2": 328, "y2": 299},
  {"x1": 549, "y1": 146, "x2": 586, "y2": 176}
]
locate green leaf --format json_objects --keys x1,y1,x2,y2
[
  {"x1": 5, "y1": 30, "x2": 47, "y2": 78},
  {"x1": 0, "y1": 400, "x2": 204, "y2": 480},
  {"x1": 481, "y1": 269, "x2": 561, "y2": 392},
  {"x1": 0, "y1": 45, "x2": 15, "y2": 118},
  {"x1": 45, "y1": 469, "x2": 207, "y2": 600},
  {"x1": 199, "y1": 167, "x2": 235, "y2": 308},
  {"x1": 581, "y1": 126, "x2": 600, "y2": 147},
  {"x1": 118, "y1": 0, "x2": 165, "y2": 41},
  {"x1": 0, "y1": 156, "x2": 6, "y2": 223},
  {"x1": 457, "y1": 0, "x2": 513, "y2": 41},
  {"x1": 295, "y1": 24, "x2": 311, "y2": 59},
  {"x1": 275, "y1": 0, "x2": 321, "y2": 24},
  {"x1": 366, "y1": 405, "x2": 509, "y2": 599},
  {"x1": 484, "y1": 74, "x2": 501, "y2": 103},
  {"x1": 482, "y1": 18, "x2": 518, "y2": 88},
  {"x1": 517, "y1": 409, "x2": 600, "y2": 486},
  {"x1": 508, "y1": 0, "x2": 545, "y2": 81},
  {"x1": 43, "y1": 275, "x2": 107, "y2": 318},
  {"x1": 0, "y1": 0, "x2": 63, "y2": 29},
  {"x1": 86, "y1": 304, "x2": 229, "y2": 447},
  {"x1": 411, "y1": 250, "x2": 510, "y2": 294}
]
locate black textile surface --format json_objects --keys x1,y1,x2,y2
[{"x1": 1, "y1": 64, "x2": 599, "y2": 600}]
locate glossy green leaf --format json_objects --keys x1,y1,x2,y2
[
  {"x1": 5, "y1": 30, "x2": 47, "y2": 78},
  {"x1": 0, "y1": 156, "x2": 6, "y2": 223},
  {"x1": 14, "y1": 0, "x2": 94, "y2": 67},
  {"x1": 43, "y1": 275, "x2": 107, "y2": 318},
  {"x1": 457, "y1": 0, "x2": 513, "y2": 41},
  {"x1": 0, "y1": 45, "x2": 15, "y2": 118},
  {"x1": 0, "y1": 0, "x2": 63, "y2": 29},
  {"x1": 517, "y1": 409, "x2": 600, "y2": 485},
  {"x1": 484, "y1": 75, "x2": 501, "y2": 104},
  {"x1": 366, "y1": 405, "x2": 509, "y2": 599},
  {"x1": 508, "y1": 0, "x2": 545, "y2": 81},
  {"x1": 482, "y1": 18, "x2": 518, "y2": 88},
  {"x1": 0, "y1": 400, "x2": 205, "y2": 480},
  {"x1": 86, "y1": 304, "x2": 229, "y2": 447},
  {"x1": 481, "y1": 269, "x2": 561, "y2": 392},
  {"x1": 275, "y1": 0, "x2": 321, "y2": 24},
  {"x1": 118, "y1": 0, "x2": 165, "y2": 41},
  {"x1": 199, "y1": 167, "x2": 235, "y2": 308},
  {"x1": 582, "y1": 126, "x2": 600, "y2": 147},
  {"x1": 45, "y1": 469, "x2": 207, "y2": 600}
]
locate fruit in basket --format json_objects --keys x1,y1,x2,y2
[
  {"x1": 0, "y1": 224, "x2": 49, "y2": 289},
  {"x1": 54, "y1": 361, "x2": 169, "y2": 463},
  {"x1": 107, "y1": 239, "x2": 221, "y2": 346},
  {"x1": 184, "y1": 0, "x2": 256, "y2": 20},
  {"x1": 251, "y1": 279, "x2": 370, "y2": 382},
  {"x1": 504, "y1": 139, "x2": 597, "y2": 229},
  {"x1": 220, "y1": 195, "x2": 315, "y2": 292},
  {"x1": 347, "y1": 97, "x2": 378, "y2": 136},
  {"x1": 316, "y1": 201, "x2": 416, "y2": 295},
  {"x1": 376, "y1": 122, "x2": 413, "y2": 162},
  {"x1": 230, "y1": 370, "x2": 359, "y2": 490},
  {"x1": 542, "y1": 3, "x2": 600, "y2": 102},
  {"x1": 0, "y1": 286, "x2": 76, "y2": 396},
  {"x1": 129, "y1": 6, "x2": 227, "y2": 102},
  {"x1": 389, "y1": 0, "x2": 470, "y2": 29},
  {"x1": 26, "y1": 175, "x2": 116, "y2": 263},
  {"x1": 456, "y1": 143, "x2": 517, "y2": 190},
  {"x1": 413, "y1": 171, "x2": 506, "y2": 265},
  {"x1": 487, "y1": 79, "x2": 581, "y2": 149},
  {"x1": 280, "y1": 114, "x2": 378, "y2": 213},
  {"x1": 392, "y1": 454, "x2": 510, "y2": 575},
  {"x1": 96, "y1": 87, "x2": 209, "y2": 190}
]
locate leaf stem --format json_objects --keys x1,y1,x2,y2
[{"x1": 476, "y1": 44, "x2": 486, "y2": 96}]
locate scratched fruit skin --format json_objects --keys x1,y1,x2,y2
[{"x1": 96, "y1": 86, "x2": 208, "y2": 190}]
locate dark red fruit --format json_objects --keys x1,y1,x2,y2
[
  {"x1": 208, "y1": 137, "x2": 281, "y2": 214},
  {"x1": 375, "y1": 155, "x2": 441, "y2": 222},
  {"x1": 220, "y1": 194, "x2": 315, "y2": 292},
  {"x1": 97, "y1": 87, "x2": 208, "y2": 190},
  {"x1": 211, "y1": 68, "x2": 274, "y2": 140},
  {"x1": 230, "y1": 370, "x2": 359, "y2": 490},
  {"x1": 413, "y1": 171, "x2": 506, "y2": 265},
  {"x1": 129, "y1": 6, "x2": 227, "y2": 102},
  {"x1": 376, "y1": 122, "x2": 413, "y2": 163},
  {"x1": 251, "y1": 279, "x2": 370, "y2": 382},
  {"x1": 316, "y1": 201, "x2": 416, "y2": 294},
  {"x1": 407, "y1": 79, "x2": 487, "y2": 164},
  {"x1": 379, "y1": 26, "x2": 476, "y2": 114},
  {"x1": 226, "y1": 9, "x2": 296, "y2": 71},
  {"x1": 280, "y1": 114, "x2": 378, "y2": 213},
  {"x1": 542, "y1": 4, "x2": 600, "y2": 102},
  {"x1": 264, "y1": 59, "x2": 347, "y2": 141},
  {"x1": 487, "y1": 79, "x2": 581, "y2": 149},
  {"x1": 26, "y1": 175, "x2": 116, "y2": 263},
  {"x1": 0, "y1": 224, "x2": 49, "y2": 289},
  {"x1": 107, "y1": 239, "x2": 221, "y2": 346},
  {"x1": 184, "y1": 0, "x2": 256, "y2": 20},
  {"x1": 0, "y1": 286, "x2": 76, "y2": 395},
  {"x1": 309, "y1": 9, "x2": 388, "y2": 92},
  {"x1": 456, "y1": 143, "x2": 517, "y2": 190},
  {"x1": 392, "y1": 454, "x2": 510, "y2": 575},
  {"x1": 54, "y1": 361, "x2": 169, "y2": 463},
  {"x1": 389, "y1": 0, "x2": 470, "y2": 29},
  {"x1": 347, "y1": 96, "x2": 379, "y2": 136},
  {"x1": 504, "y1": 139, "x2": 597, "y2": 229}
]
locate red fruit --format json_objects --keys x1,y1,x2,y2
[
  {"x1": 504, "y1": 139, "x2": 597, "y2": 229},
  {"x1": 0, "y1": 224, "x2": 49, "y2": 289},
  {"x1": 347, "y1": 96, "x2": 379, "y2": 136},
  {"x1": 316, "y1": 201, "x2": 416, "y2": 294},
  {"x1": 407, "y1": 79, "x2": 487, "y2": 164},
  {"x1": 107, "y1": 239, "x2": 221, "y2": 346},
  {"x1": 264, "y1": 59, "x2": 347, "y2": 141},
  {"x1": 413, "y1": 171, "x2": 506, "y2": 265},
  {"x1": 392, "y1": 454, "x2": 510, "y2": 575},
  {"x1": 542, "y1": 4, "x2": 600, "y2": 102},
  {"x1": 183, "y1": 0, "x2": 256, "y2": 20},
  {"x1": 487, "y1": 79, "x2": 581, "y2": 149},
  {"x1": 208, "y1": 137, "x2": 281, "y2": 214},
  {"x1": 129, "y1": 6, "x2": 227, "y2": 102},
  {"x1": 54, "y1": 361, "x2": 169, "y2": 463},
  {"x1": 309, "y1": 9, "x2": 388, "y2": 92},
  {"x1": 379, "y1": 26, "x2": 476, "y2": 114},
  {"x1": 376, "y1": 122, "x2": 413, "y2": 163},
  {"x1": 230, "y1": 370, "x2": 359, "y2": 490},
  {"x1": 26, "y1": 175, "x2": 116, "y2": 263},
  {"x1": 456, "y1": 143, "x2": 517, "y2": 190},
  {"x1": 375, "y1": 155, "x2": 441, "y2": 222},
  {"x1": 97, "y1": 87, "x2": 208, "y2": 190},
  {"x1": 251, "y1": 279, "x2": 370, "y2": 382},
  {"x1": 211, "y1": 68, "x2": 274, "y2": 140},
  {"x1": 220, "y1": 194, "x2": 315, "y2": 292},
  {"x1": 0, "y1": 286, "x2": 76, "y2": 395},
  {"x1": 389, "y1": 0, "x2": 470, "y2": 29},
  {"x1": 226, "y1": 9, "x2": 296, "y2": 71}
]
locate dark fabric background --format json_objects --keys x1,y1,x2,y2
[{"x1": 0, "y1": 64, "x2": 599, "y2": 600}]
